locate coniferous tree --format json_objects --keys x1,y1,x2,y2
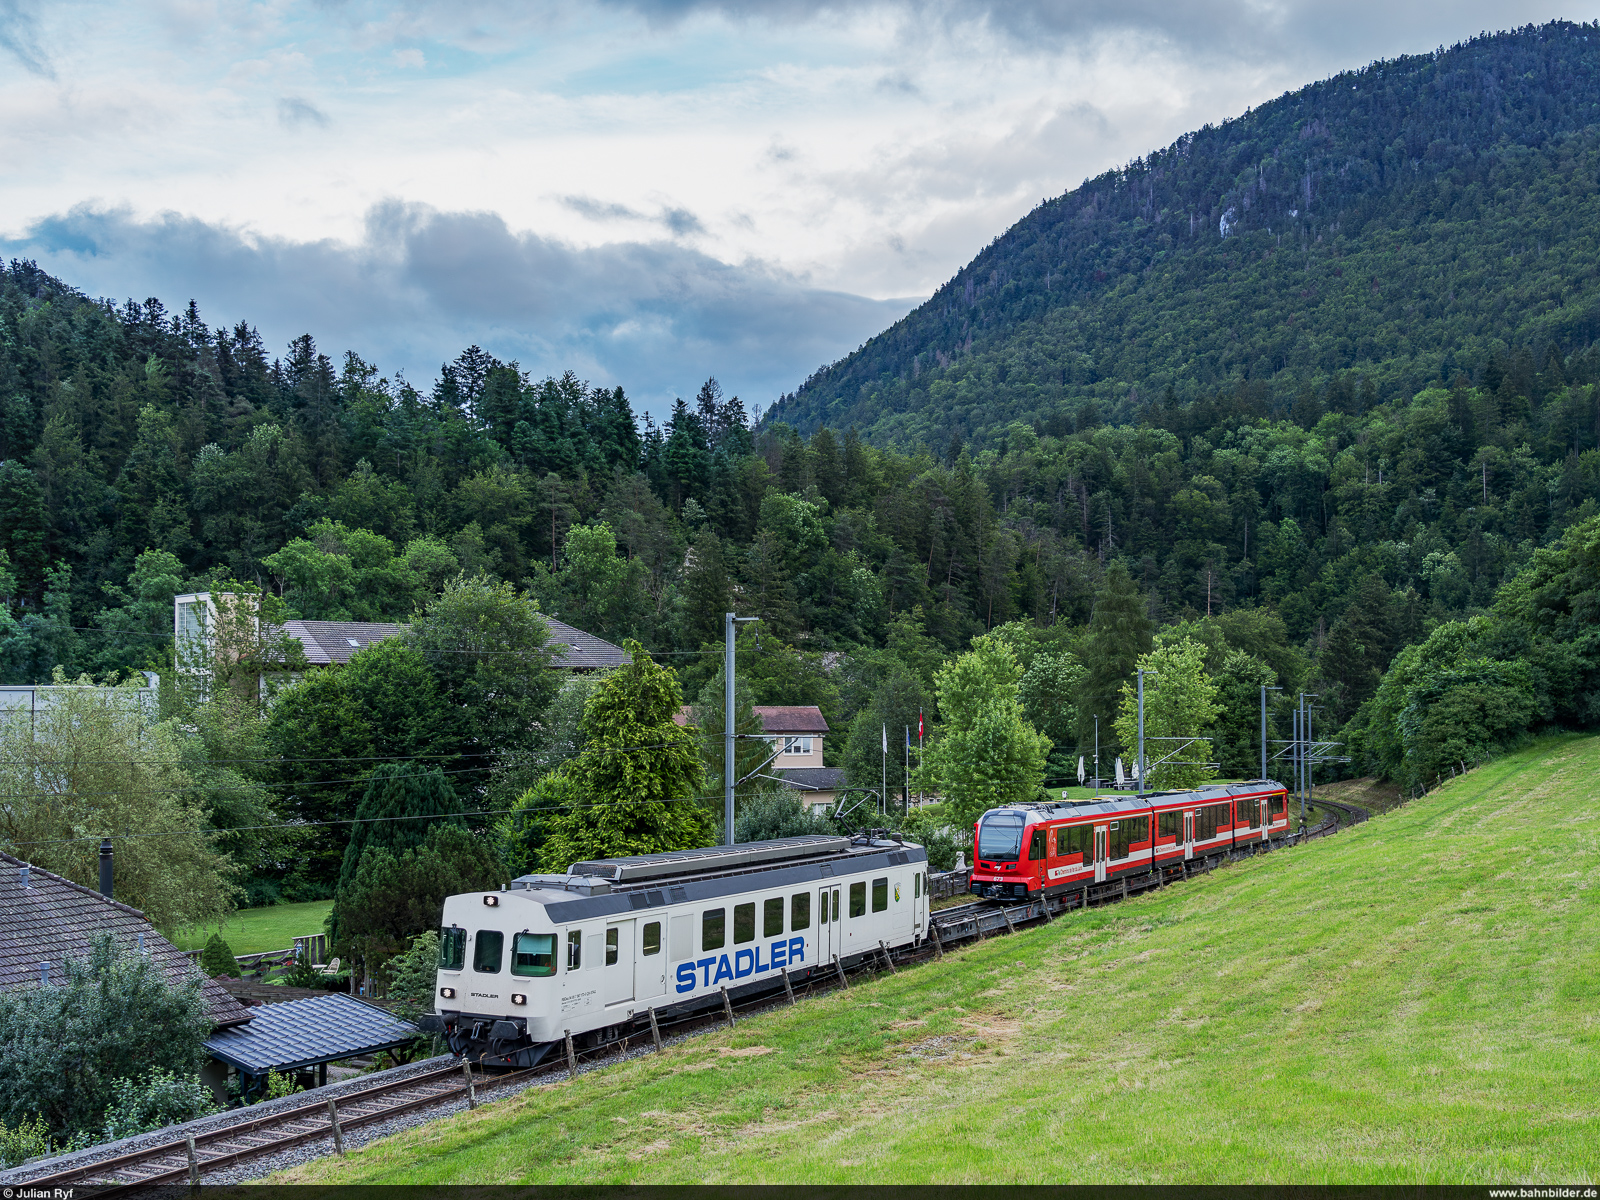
[
  {"x1": 1077, "y1": 562, "x2": 1154, "y2": 757},
  {"x1": 536, "y1": 641, "x2": 711, "y2": 867}
]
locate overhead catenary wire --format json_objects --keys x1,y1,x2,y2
[
  {"x1": 42, "y1": 624, "x2": 736, "y2": 657},
  {"x1": 0, "y1": 770, "x2": 1112, "y2": 851}
]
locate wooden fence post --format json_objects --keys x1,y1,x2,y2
[{"x1": 327, "y1": 1098, "x2": 346, "y2": 1153}]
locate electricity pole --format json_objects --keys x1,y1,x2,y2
[{"x1": 724, "y1": 611, "x2": 758, "y2": 847}]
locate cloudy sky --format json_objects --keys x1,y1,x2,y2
[{"x1": 0, "y1": 0, "x2": 1580, "y2": 417}]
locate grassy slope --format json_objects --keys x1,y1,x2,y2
[
  {"x1": 276, "y1": 738, "x2": 1600, "y2": 1184},
  {"x1": 173, "y1": 900, "x2": 332, "y2": 955}
]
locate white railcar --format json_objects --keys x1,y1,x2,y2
[{"x1": 424, "y1": 833, "x2": 931, "y2": 1066}]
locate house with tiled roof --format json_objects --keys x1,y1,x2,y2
[
  {"x1": 174, "y1": 594, "x2": 629, "y2": 689},
  {"x1": 0, "y1": 850, "x2": 253, "y2": 1098},
  {"x1": 674, "y1": 704, "x2": 845, "y2": 809}
]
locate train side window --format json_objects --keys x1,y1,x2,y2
[
  {"x1": 1028, "y1": 828, "x2": 1046, "y2": 861},
  {"x1": 1158, "y1": 811, "x2": 1181, "y2": 839},
  {"x1": 703, "y1": 909, "x2": 725, "y2": 952},
  {"x1": 734, "y1": 903, "x2": 756, "y2": 944},
  {"x1": 567, "y1": 929, "x2": 582, "y2": 971},
  {"x1": 512, "y1": 932, "x2": 555, "y2": 976},
  {"x1": 914, "y1": 872, "x2": 921, "y2": 899},
  {"x1": 763, "y1": 897, "x2": 784, "y2": 938},
  {"x1": 473, "y1": 930, "x2": 503, "y2": 974},
  {"x1": 832, "y1": 889, "x2": 840, "y2": 922},
  {"x1": 438, "y1": 926, "x2": 466, "y2": 970},
  {"x1": 849, "y1": 881, "x2": 866, "y2": 918},
  {"x1": 605, "y1": 927, "x2": 620, "y2": 966},
  {"x1": 1058, "y1": 825, "x2": 1089, "y2": 863},
  {"x1": 871, "y1": 877, "x2": 888, "y2": 913},
  {"x1": 791, "y1": 892, "x2": 811, "y2": 931},
  {"x1": 642, "y1": 922, "x2": 661, "y2": 957}
]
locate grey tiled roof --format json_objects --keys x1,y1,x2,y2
[
  {"x1": 777, "y1": 767, "x2": 846, "y2": 792},
  {"x1": 0, "y1": 852, "x2": 253, "y2": 1029},
  {"x1": 755, "y1": 706, "x2": 829, "y2": 734},
  {"x1": 275, "y1": 616, "x2": 627, "y2": 671},
  {"x1": 282, "y1": 620, "x2": 404, "y2": 665},
  {"x1": 203, "y1": 993, "x2": 416, "y2": 1073}
]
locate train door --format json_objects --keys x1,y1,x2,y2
[
  {"x1": 892, "y1": 874, "x2": 913, "y2": 940},
  {"x1": 1183, "y1": 811, "x2": 1194, "y2": 860},
  {"x1": 819, "y1": 889, "x2": 832, "y2": 966},
  {"x1": 1093, "y1": 826, "x2": 1108, "y2": 883},
  {"x1": 603, "y1": 919, "x2": 635, "y2": 1006}
]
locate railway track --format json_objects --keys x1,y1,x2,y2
[{"x1": 14, "y1": 797, "x2": 1368, "y2": 1191}]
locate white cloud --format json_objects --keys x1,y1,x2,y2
[
  {"x1": 2, "y1": 202, "x2": 919, "y2": 414},
  {"x1": 0, "y1": 0, "x2": 1573, "y2": 409}
]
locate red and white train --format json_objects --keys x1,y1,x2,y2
[{"x1": 968, "y1": 780, "x2": 1291, "y2": 901}]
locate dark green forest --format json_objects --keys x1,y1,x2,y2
[{"x1": 2, "y1": 22, "x2": 1599, "y2": 863}]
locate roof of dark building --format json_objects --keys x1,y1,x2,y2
[
  {"x1": 542, "y1": 617, "x2": 631, "y2": 670},
  {"x1": 0, "y1": 852, "x2": 253, "y2": 1029},
  {"x1": 753, "y1": 706, "x2": 830, "y2": 734},
  {"x1": 203, "y1": 993, "x2": 416, "y2": 1074},
  {"x1": 275, "y1": 616, "x2": 627, "y2": 671},
  {"x1": 282, "y1": 620, "x2": 404, "y2": 666},
  {"x1": 776, "y1": 767, "x2": 846, "y2": 792}
]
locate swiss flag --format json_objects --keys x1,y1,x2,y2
[{"x1": 917, "y1": 711, "x2": 924, "y2": 739}]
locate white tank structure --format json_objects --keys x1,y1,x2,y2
[{"x1": 422, "y1": 833, "x2": 931, "y2": 1066}]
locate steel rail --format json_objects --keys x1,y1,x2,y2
[{"x1": 18, "y1": 1061, "x2": 539, "y2": 1191}]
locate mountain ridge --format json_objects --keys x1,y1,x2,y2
[{"x1": 766, "y1": 21, "x2": 1600, "y2": 447}]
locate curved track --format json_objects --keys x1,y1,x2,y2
[{"x1": 15, "y1": 795, "x2": 1369, "y2": 1190}]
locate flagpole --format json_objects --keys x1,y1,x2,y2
[
  {"x1": 880, "y1": 724, "x2": 887, "y2": 819},
  {"x1": 904, "y1": 726, "x2": 910, "y2": 815}
]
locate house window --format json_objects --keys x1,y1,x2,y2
[{"x1": 782, "y1": 737, "x2": 812, "y2": 755}]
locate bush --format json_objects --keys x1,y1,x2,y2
[
  {"x1": 385, "y1": 930, "x2": 440, "y2": 1025},
  {"x1": 278, "y1": 945, "x2": 321, "y2": 989},
  {"x1": 0, "y1": 934, "x2": 211, "y2": 1139},
  {"x1": 199, "y1": 932, "x2": 241, "y2": 979},
  {"x1": 0, "y1": 1114, "x2": 53, "y2": 1168},
  {"x1": 264, "y1": 1068, "x2": 302, "y2": 1101},
  {"x1": 333, "y1": 824, "x2": 503, "y2": 966},
  {"x1": 733, "y1": 787, "x2": 831, "y2": 843},
  {"x1": 102, "y1": 1070, "x2": 219, "y2": 1140},
  {"x1": 900, "y1": 805, "x2": 962, "y2": 871}
]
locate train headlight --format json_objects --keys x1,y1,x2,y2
[
  {"x1": 439, "y1": 986, "x2": 456, "y2": 999},
  {"x1": 511, "y1": 993, "x2": 527, "y2": 1006},
  {"x1": 483, "y1": 895, "x2": 499, "y2": 906}
]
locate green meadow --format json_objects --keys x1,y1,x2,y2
[
  {"x1": 276, "y1": 737, "x2": 1600, "y2": 1184},
  {"x1": 174, "y1": 899, "x2": 333, "y2": 956}
]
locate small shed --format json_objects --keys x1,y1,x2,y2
[{"x1": 204, "y1": 993, "x2": 417, "y2": 1097}]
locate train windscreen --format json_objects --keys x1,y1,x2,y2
[{"x1": 978, "y1": 811, "x2": 1025, "y2": 862}]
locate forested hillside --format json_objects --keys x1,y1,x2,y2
[
  {"x1": 1, "y1": 25, "x2": 1599, "y2": 899},
  {"x1": 768, "y1": 22, "x2": 1600, "y2": 449}
]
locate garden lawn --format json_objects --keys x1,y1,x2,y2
[
  {"x1": 273, "y1": 736, "x2": 1600, "y2": 1184},
  {"x1": 174, "y1": 900, "x2": 332, "y2": 955}
]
